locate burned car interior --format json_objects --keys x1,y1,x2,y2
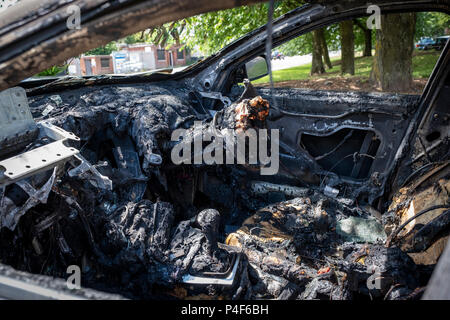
[{"x1": 0, "y1": 0, "x2": 449, "y2": 300}]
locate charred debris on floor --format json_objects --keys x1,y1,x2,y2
[{"x1": 0, "y1": 78, "x2": 448, "y2": 300}]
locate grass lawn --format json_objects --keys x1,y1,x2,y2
[{"x1": 254, "y1": 50, "x2": 441, "y2": 85}]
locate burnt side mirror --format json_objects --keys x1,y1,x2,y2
[{"x1": 245, "y1": 56, "x2": 269, "y2": 81}]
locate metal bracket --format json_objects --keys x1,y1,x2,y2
[
  {"x1": 0, "y1": 89, "x2": 81, "y2": 187},
  {"x1": 0, "y1": 122, "x2": 80, "y2": 187}
]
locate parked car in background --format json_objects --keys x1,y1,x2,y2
[
  {"x1": 416, "y1": 37, "x2": 436, "y2": 50},
  {"x1": 271, "y1": 50, "x2": 285, "y2": 60},
  {"x1": 433, "y1": 35, "x2": 450, "y2": 51}
]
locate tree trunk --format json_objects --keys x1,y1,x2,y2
[
  {"x1": 340, "y1": 20, "x2": 355, "y2": 75},
  {"x1": 319, "y1": 28, "x2": 332, "y2": 69},
  {"x1": 311, "y1": 30, "x2": 325, "y2": 75},
  {"x1": 363, "y1": 28, "x2": 373, "y2": 57},
  {"x1": 370, "y1": 13, "x2": 416, "y2": 92},
  {"x1": 354, "y1": 19, "x2": 373, "y2": 57}
]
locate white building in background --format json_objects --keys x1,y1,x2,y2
[
  {"x1": 67, "y1": 58, "x2": 82, "y2": 76},
  {"x1": 67, "y1": 43, "x2": 190, "y2": 76},
  {"x1": 113, "y1": 43, "x2": 188, "y2": 74}
]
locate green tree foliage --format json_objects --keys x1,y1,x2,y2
[
  {"x1": 182, "y1": 3, "x2": 269, "y2": 55},
  {"x1": 83, "y1": 2, "x2": 304, "y2": 57},
  {"x1": 415, "y1": 12, "x2": 450, "y2": 40},
  {"x1": 84, "y1": 10, "x2": 448, "y2": 59},
  {"x1": 113, "y1": 21, "x2": 187, "y2": 49},
  {"x1": 142, "y1": 22, "x2": 186, "y2": 48},
  {"x1": 180, "y1": 1, "x2": 306, "y2": 55},
  {"x1": 278, "y1": 33, "x2": 311, "y2": 56},
  {"x1": 178, "y1": 6, "x2": 448, "y2": 60},
  {"x1": 124, "y1": 34, "x2": 141, "y2": 44},
  {"x1": 36, "y1": 65, "x2": 66, "y2": 77},
  {"x1": 84, "y1": 42, "x2": 118, "y2": 55}
]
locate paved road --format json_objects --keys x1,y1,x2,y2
[
  {"x1": 172, "y1": 51, "x2": 341, "y2": 74},
  {"x1": 271, "y1": 51, "x2": 341, "y2": 71}
]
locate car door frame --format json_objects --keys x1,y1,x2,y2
[{"x1": 190, "y1": 0, "x2": 450, "y2": 207}]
